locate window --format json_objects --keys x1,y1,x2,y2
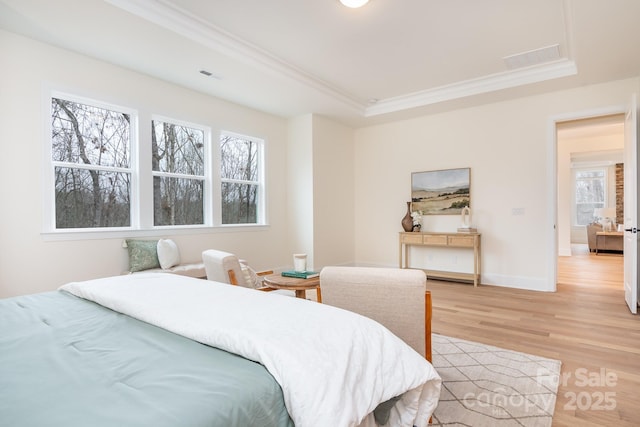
[
  {"x1": 574, "y1": 169, "x2": 606, "y2": 226},
  {"x1": 47, "y1": 93, "x2": 262, "y2": 234},
  {"x1": 220, "y1": 132, "x2": 264, "y2": 224},
  {"x1": 151, "y1": 119, "x2": 207, "y2": 226},
  {"x1": 50, "y1": 97, "x2": 132, "y2": 229}
]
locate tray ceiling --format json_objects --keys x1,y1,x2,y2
[{"x1": 1, "y1": 0, "x2": 639, "y2": 125}]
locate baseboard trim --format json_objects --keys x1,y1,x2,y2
[
  {"x1": 344, "y1": 262, "x2": 556, "y2": 292},
  {"x1": 558, "y1": 247, "x2": 572, "y2": 257},
  {"x1": 477, "y1": 273, "x2": 555, "y2": 292}
]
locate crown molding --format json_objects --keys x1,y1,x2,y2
[
  {"x1": 365, "y1": 59, "x2": 577, "y2": 117},
  {"x1": 106, "y1": 0, "x2": 578, "y2": 119},
  {"x1": 105, "y1": 0, "x2": 366, "y2": 114}
]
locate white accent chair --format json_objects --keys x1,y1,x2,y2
[
  {"x1": 202, "y1": 249, "x2": 245, "y2": 285},
  {"x1": 320, "y1": 266, "x2": 432, "y2": 361},
  {"x1": 201, "y1": 249, "x2": 295, "y2": 297},
  {"x1": 201, "y1": 249, "x2": 265, "y2": 287}
]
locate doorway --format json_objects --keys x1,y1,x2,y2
[{"x1": 555, "y1": 114, "x2": 625, "y2": 287}]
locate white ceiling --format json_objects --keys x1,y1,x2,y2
[
  {"x1": 1, "y1": 0, "x2": 639, "y2": 126},
  {"x1": 557, "y1": 114, "x2": 626, "y2": 140}
]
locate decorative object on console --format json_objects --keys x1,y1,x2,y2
[
  {"x1": 411, "y1": 210, "x2": 423, "y2": 232},
  {"x1": 411, "y1": 168, "x2": 470, "y2": 215},
  {"x1": 457, "y1": 206, "x2": 476, "y2": 233},
  {"x1": 459, "y1": 206, "x2": 471, "y2": 229},
  {"x1": 401, "y1": 201, "x2": 414, "y2": 232}
]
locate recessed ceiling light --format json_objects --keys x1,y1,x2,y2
[{"x1": 340, "y1": 0, "x2": 369, "y2": 8}]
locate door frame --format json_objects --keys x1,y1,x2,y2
[
  {"x1": 623, "y1": 95, "x2": 638, "y2": 314},
  {"x1": 547, "y1": 105, "x2": 628, "y2": 291}
]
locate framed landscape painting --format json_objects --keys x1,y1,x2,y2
[{"x1": 411, "y1": 168, "x2": 470, "y2": 215}]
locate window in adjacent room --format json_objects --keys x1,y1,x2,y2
[
  {"x1": 152, "y1": 118, "x2": 208, "y2": 226},
  {"x1": 50, "y1": 97, "x2": 133, "y2": 229},
  {"x1": 574, "y1": 168, "x2": 606, "y2": 226},
  {"x1": 220, "y1": 132, "x2": 264, "y2": 224}
]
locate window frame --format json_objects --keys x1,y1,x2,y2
[
  {"x1": 150, "y1": 115, "x2": 212, "y2": 229},
  {"x1": 217, "y1": 130, "x2": 266, "y2": 226},
  {"x1": 573, "y1": 167, "x2": 608, "y2": 227},
  {"x1": 42, "y1": 90, "x2": 268, "y2": 240},
  {"x1": 44, "y1": 91, "x2": 140, "y2": 234}
]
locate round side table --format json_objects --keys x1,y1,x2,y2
[{"x1": 262, "y1": 274, "x2": 322, "y2": 303}]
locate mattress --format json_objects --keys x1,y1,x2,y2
[{"x1": 0, "y1": 291, "x2": 293, "y2": 427}]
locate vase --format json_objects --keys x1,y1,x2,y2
[{"x1": 401, "y1": 202, "x2": 413, "y2": 232}]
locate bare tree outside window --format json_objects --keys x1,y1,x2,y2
[
  {"x1": 220, "y1": 133, "x2": 261, "y2": 224},
  {"x1": 152, "y1": 120, "x2": 205, "y2": 226},
  {"x1": 575, "y1": 169, "x2": 605, "y2": 225},
  {"x1": 51, "y1": 98, "x2": 131, "y2": 228},
  {"x1": 50, "y1": 95, "x2": 262, "y2": 232}
]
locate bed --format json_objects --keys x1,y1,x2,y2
[{"x1": 0, "y1": 271, "x2": 441, "y2": 427}]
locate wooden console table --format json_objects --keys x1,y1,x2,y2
[{"x1": 399, "y1": 232, "x2": 481, "y2": 286}]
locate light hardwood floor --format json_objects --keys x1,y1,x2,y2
[{"x1": 428, "y1": 246, "x2": 639, "y2": 427}]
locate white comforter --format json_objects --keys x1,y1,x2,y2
[{"x1": 60, "y1": 273, "x2": 440, "y2": 427}]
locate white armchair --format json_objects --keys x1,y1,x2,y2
[
  {"x1": 202, "y1": 249, "x2": 295, "y2": 297},
  {"x1": 202, "y1": 249, "x2": 269, "y2": 288},
  {"x1": 202, "y1": 249, "x2": 245, "y2": 286}
]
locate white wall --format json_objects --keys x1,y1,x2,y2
[
  {"x1": 2, "y1": 29, "x2": 639, "y2": 297},
  {"x1": 285, "y1": 114, "x2": 356, "y2": 271},
  {"x1": 286, "y1": 115, "x2": 315, "y2": 267},
  {"x1": 353, "y1": 78, "x2": 640, "y2": 291},
  {"x1": 311, "y1": 115, "x2": 355, "y2": 269},
  {"x1": 0, "y1": 30, "x2": 292, "y2": 297}
]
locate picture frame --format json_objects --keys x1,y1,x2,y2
[{"x1": 411, "y1": 168, "x2": 470, "y2": 215}]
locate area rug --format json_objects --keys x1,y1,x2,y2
[{"x1": 430, "y1": 334, "x2": 561, "y2": 427}]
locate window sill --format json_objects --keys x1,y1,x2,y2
[{"x1": 41, "y1": 224, "x2": 270, "y2": 242}]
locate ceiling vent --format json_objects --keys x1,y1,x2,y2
[{"x1": 503, "y1": 44, "x2": 561, "y2": 70}]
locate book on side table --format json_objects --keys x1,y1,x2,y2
[{"x1": 281, "y1": 270, "x2": 320, "y2": 279}]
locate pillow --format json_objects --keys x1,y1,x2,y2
[
  {"x1": 239, "y1": 260, "x2": 261, "y2": 289},
  {"x1": 157, "y1": 239, "x2": 181, "y2": 270},
  {"x1": 126, "y1": 239, "x2": 160, "y2": 272}
]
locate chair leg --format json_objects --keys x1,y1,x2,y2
[
  {"x1": 228, "y1": 270, "x2": 239, "y2": 286},
  {"x1": 425, "y1": 291, "x2": 432, "y2": 363}
]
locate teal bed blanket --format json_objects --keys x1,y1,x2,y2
[{"x1": 0, "y1": 291, "x2": 294, "y2": 427}]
